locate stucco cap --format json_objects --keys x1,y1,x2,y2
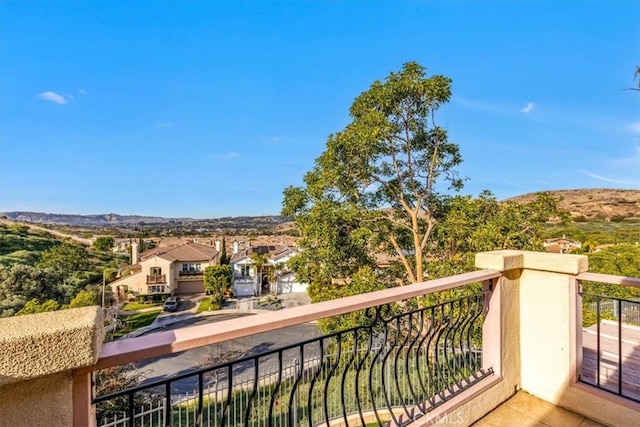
[
  {"x1": 475, "y1": 250, "x2": 588, "y2": 275},
  {"x1": 0, "y1": 306, "x2": 104, "y2": 387},
  {"x1": 475, "y1": 250, "x2": 524, "y2": 272}
]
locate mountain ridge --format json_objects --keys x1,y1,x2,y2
[{"x1": 3, "y1": 188, "x2": 639, "y2": 227}]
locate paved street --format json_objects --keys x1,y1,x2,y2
[{"x1": 134, "y1": 311, "x2": 322, "y2": 394}]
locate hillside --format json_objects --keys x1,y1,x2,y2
[
  {"x1": 1, "y1": 212, "x2": 186, "y2": 226},
  {"x1": 507, "y1": 189, "x2": 640, "y2": 220},
  {"x1": 0, "y1": 211, "x2": 288, "y2": 234},
  {"x1": 3, "y1": 188, "x2": 639, "y2": 234}
]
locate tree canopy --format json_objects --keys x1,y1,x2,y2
[
  {"x1": 282, "y1": 63, "x2": 565, "y2": 318},
  {"x1": 203, "y1": 265, "x2": 233, "y2": 302},
  {"x1": 283, "y1": 62, "x2": 462, "y2": 286},
  {"x1": 93, "y1": 236, "x2": 115, "y2": 252}
]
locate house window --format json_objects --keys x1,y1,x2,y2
[
  {"x1": 150, "y1": 267, "x2": 162, "y2": 275},
  {"x1": 240, "y1": 265, "x2": 251, "y2": 276},
  {"x1": 182, "y1": 263, "x2": 202, "y2": 272},
  {"x1": 148, "y1": 285, "x2": 165, "y2": 293}
]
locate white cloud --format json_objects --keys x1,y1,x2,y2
[
  {"x1": 155, "y1": 122, "x2": 174, "y2": 127},
  {"x1": 519, "y1": 102, "x2": 535, "y2": 113},
  {"x1": 78, "y1": 88, "x2": 87, "y2": 95},
  {"x1": 37, "y1": 91, "x2": 68, "y2": 105},
  {"x1": 626, "y1": 122, "x2": 640, "y2": 135},
  {"x1": 212, "y1": 152, "x2": 240, "y2": 160},
  {"x1": 580, "y1": 169, "x2": 640, "y2": 186}
]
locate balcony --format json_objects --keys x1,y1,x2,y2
[
  {"x1": 1, "y1": 250, "x2": 638, "y2": 427},
  {"x1": 146, "y1": 274, "x2": 166, "y2": 284}
]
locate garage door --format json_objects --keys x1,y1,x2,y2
[
  {"x1": 277, "y1": 280, "x2": 308, "y2": 294},
  {"x1": 234, "y1": 282, "x2": 254, "y2": 297},
  {"x1": 177, "y1": 280, "x2": 205, "y2": 294}
]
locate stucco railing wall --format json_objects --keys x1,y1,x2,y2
[
  {"x1": 474, "y1": 250, "x2": 639, "y2": 427},
  {"x1": 0, "y1": 307, "x2": 103, "y2": 427}
]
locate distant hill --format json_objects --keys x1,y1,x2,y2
[
  {"x1": 3, "y1": 188, "x2": 638, "y2": 229},
  {"x1": 0, "y1": 212, "x2": 185, "y2": 226},
  {"x1": 0, "y1": 211, "x2": 289, "y2": 234},
  {"x1": 507, "y1": 189, "x2": 640, "y2": 220}
]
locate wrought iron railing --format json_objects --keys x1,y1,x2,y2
[
  {"x1": 146, "y1": 274, "x2": 166, "y2": 284},
  {"x1": 95, "y1": 291, "x2": 492, "y2": 426},
  {"x1": 579, "y1": 292, "x2": 640, "y2": 403}
]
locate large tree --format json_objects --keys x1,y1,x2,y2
[
  {"x1": 283, "y1": 63, "x2": 564, "y2": 300},
  {"x1": 203, "y1": 265, "x2": 233, "y2": 303},
  {"x1": 283, "y1": 62, "x2": 462, "y2": 286}
]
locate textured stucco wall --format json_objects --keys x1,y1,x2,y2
[
  {"x1": 0, "y1": 307, "x2": 103, "y2": 427},
  {"x1": 473, "y1": 250, "x2": 638, "y2": 427},
  {"x1": 0, "y1": 372, "x2": 72, "y2": 427},
  {"x1": 517, "y1": 262, "x2": 639, "y2": 426},
  {"x1": 0, "y1": 306, "x2": 103, "y2": 386}
]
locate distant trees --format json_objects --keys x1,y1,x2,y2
[
  {"x1": 16, "y1": 299, "x2": 60, "y2": 315},
  {"x1": 0, "y1": 265, "x2": 64, "y2": 317},
  {"x1": 38, "y1": 242, "x2": 89, "y2": 277},
  {"x1": 219, "y1": 237, "x2": 230, "y2": 265},
  {"x1": 69, "y1": 288, "x2": 101, "y2": 308},
  {"x1": 0, "y1": 225, "x2": 127, "y2": 317},
  {"x1": 93, "y1": 236, "x2": 115, "y2": 252}
]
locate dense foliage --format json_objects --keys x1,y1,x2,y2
[
  {"x1": 284, "y1": 62, "x2": 462, "y2": 286},
  {"x1": 93, "y1": 236, "x2": 115, "y2": 252},
  {"x1": 203, "y1": 265, "x2": 233, "y2": 303},
  {"x1": 283, "y1": 63, "x2": 566, "y2": 319},
  {"x1": 0, "y1": 223, "x2": 126, "y2": 317}
]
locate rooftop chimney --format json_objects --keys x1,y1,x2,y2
[
  {"x1": 233, "y1": 241, "x2": 239, "y2": 254},
  {"x1": 215, "y1": 240, "x2": 221, "y2": 251},
  {"x1": 131, "y1": 242, "x2": 139, "y2": 265}
]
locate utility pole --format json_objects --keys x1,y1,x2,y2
[{"x1": 101, "y1": 269, "x2": 106, "y2": 307}]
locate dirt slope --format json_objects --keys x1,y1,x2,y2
[{"x1": 507, "y1": 189, "x2": 640, "y2": 220}]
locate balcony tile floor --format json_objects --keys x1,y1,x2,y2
[{"x1": 473, "y1": 391, "x2": 605, "y2": 427}]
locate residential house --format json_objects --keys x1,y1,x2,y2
[
  {"x1": 230, "y1": 243, "x2": 307, "y2": 296},
  {"x1": 543, "y1": 235, "x2": 582, "y2": 253},
  {"x1": 110, "y1": 241, "x2": 219, "y2": 299}
]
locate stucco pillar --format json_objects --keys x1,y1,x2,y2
[
  {"x1": 0, "y1": 306, "x2": 104, "y2": 427},
  {"x1": 476, "y1": 250, "x2": 638, "y2": 426}
]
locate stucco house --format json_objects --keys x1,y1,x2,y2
[
  {"x1": 110, "y1": 241, "x2": 220, "y2": 299},
  {"x1": 543, "y1": 235, "x2": 582, "y2": 254},
  {"x1": 230, "y1": 243, "x2": 307, "y2": 297}
]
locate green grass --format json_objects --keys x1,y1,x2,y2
[
  {"x1": 113, "y1": 309, "x2": 162, "y2": 338},
  {"x1": 543, "y1": 218, "x2": 640, "y2": 245},
  {"x1": 197, "y1": 298, "x2": 212, "y2": 313},
  {"x1": 121, "y1": 302, "x2": 162, "y2": 311}
]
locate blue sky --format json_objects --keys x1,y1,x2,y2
[{"x1": 1, "y1": 1, "x2": 638, "y2": 218}]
